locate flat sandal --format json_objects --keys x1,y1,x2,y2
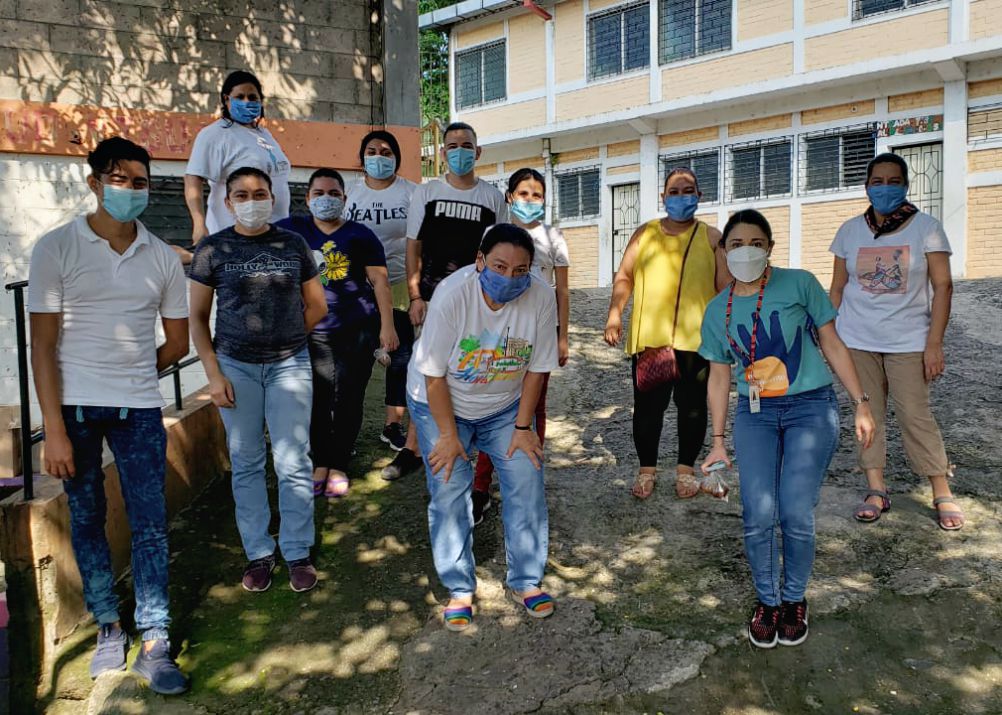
[
  {"x1": 854, "y1": 489, "x2": 890, "y2": 523},
  {"x1": 933, "y1": 496, "x2": 964, "y2": 531}
]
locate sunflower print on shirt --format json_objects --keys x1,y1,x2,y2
[{"x1": 318, "y1": 240, "x2": 350, "y2": 285}]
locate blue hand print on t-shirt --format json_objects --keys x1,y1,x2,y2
[{"x1": 735, "y1": 310, "x2": 804, "y2": 386}]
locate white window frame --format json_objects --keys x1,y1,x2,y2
[
  {"x1": 798, "y1": 124, "x2": 877, "y2": 195},
  {"x1": 454, "y1": 39, "x2": 507, "y2": 110},
  {"x1": 726, "y1": 138, "x2": 793, "y2": 203},
  {"x1": 968, "y1": 103, "x2": 1002, "y2": 146},
  {"x1": 851, "y1": 0, "x2": 939, "y2": 21},
  {"x1": 658, "y1": 0, "x2": 733, "y2": 67},
  {"x1": 587, "y1": 1, "x2": 651, "y2": 82}
]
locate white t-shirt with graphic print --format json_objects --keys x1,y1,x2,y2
[
  {"x1": 345, "y1": 175, "x2": 416, "y2": 286},
  {"x1": 186, "y1": 119, "x2": 292, "y2": 234},
  {"x1": 829, "y1": 211, "x2": 951, "y2": 353},
  {"x1": 407, "y1": 265, "x2": 558, "y2": 420}
]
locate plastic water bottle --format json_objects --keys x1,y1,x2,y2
[{"x1": 373, "y1": 348, "x2": 391, "y2": 367}]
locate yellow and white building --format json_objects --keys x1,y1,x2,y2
[{"x1": 421, "y1": 0, "x2": 1002, "y2": 287}]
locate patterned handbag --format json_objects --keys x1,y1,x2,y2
[{"x1": 634, "y1": 223, "x2": 699, "y2": 393}]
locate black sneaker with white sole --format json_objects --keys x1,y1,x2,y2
[
  {"x1": 778, "y1": 599, "x2": 809, "y2": 646},
  {"x1": 471, "y1": 490, "x2": 493, "y2": 527},
  {"x1": 380, "y1": 422, "x2": 406, "y2": 451},
  {"x1": 747, "y1": 602, "x2": 780, "y2": 649},
  {"x1": 381, "y1": 447, "x2": 422, "y2": 481}
]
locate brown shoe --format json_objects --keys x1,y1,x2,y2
[{"x1": 288, "y1": 557, "x2": 318, "y2": 592}]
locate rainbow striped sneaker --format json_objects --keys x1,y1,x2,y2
[
  {"x1": 443, "y1": 604, "x2": 474, "y2": 632},
  {"x1": 509, "y1": 589, "x2": 555, "y2": 619}
]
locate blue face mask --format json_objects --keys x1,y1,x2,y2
[
  {"x1": 309, "y1": 195, "x2": 344, "y2": 222},
  {"x1": 510, "y1": 200, "x2": 544, "y2": 224},
  {"x1": 102, "y1": 184, "x2": 149, "y2": 223},
  {"x1": 446, "y1": 147, "x2": 476, "y2": 176},
  {"x1": 229, "y1": 98, "x2": 262, "y2": 124},
  {"x1": 479, "y1": 265, "x2": 531, "y2": 304},
  {"x1": 364, "y1": 155, "x2": 396, "y2": 180},
  {"x1": 867, "y1": 184, "x2": 908, "y2": 215},
  {"x1": 664, "y1": 194, "x2": 699, "y2": 222}
]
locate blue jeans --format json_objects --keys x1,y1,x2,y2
[
  {"x1": 62, "y1": 406, "x2": 170, "y2": 642},
  {"x1": 407, "y1": 396, "x2": 549, "y2": 598},
  {"x1": 733, "y1": 386, "x2": 839, "y2": 606},
  {"x1": 217, "y1": 349, "x2": 315, "y2": 562}
]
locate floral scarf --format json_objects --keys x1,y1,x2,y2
[{"x1": 865, "y1": 201, "x2": 919, "y2": 238}]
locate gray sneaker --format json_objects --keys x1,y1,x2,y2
[{"x1": 90, "y1": 624, "x2": 130, "y2": 678}]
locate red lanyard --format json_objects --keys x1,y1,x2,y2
[{"x1": 724, "y1": 272, "x2": 769, "y2": 366}]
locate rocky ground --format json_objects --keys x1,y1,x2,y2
[{"x1": 43, "y1": 280, "x2": 1002, "y2": 715}]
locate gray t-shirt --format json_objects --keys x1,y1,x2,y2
[{"x1": 189, "y1": 226, "x2": 318, "y2": 363}]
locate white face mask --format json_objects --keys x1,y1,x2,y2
[
  {"x1": 232, "y1": 199, "x2": 273, "y2": 230},
  {"x1": 726, "y1": 245, "x2": 769, "y2": 283}
]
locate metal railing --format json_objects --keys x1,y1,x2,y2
[{"x1": 4, "y1": 280, "x2": 202, "y2": 501}]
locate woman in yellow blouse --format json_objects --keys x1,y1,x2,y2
[{"x1": 604, "y1": 168, "x2": 729, "y2": 499}]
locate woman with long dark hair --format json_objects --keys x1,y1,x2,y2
[{"x1": 185, "y1": 70, "x2": 291, "y2": 245}]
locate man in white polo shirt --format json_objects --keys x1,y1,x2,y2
[{"x1": 27, "y1": 137, "x2": 190, "y2": 694}]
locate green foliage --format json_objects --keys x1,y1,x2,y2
[
  {"x1": 459, "y1": 335, "x2": 481, "y2": 353},
  {"x1": 419, "y1": 0, "x2": 453, "y2": 125}
]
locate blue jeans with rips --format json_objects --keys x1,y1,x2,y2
[
  {"x1": 407, "y1": 396, "x2": 549, "y2": 599},
  {"x1": 62, "y1": 405, "x2": 171, "y2": 642},
  {"x1": 733, "y1": 386, "x2": 840, "y2": 607},
  {"x1": 217, "y1": 348, "x2": 315, "y2": 562}
]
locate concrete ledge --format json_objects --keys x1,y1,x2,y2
[{"x1": 0, "y1": 387, "x2": 227, "y2": 710}]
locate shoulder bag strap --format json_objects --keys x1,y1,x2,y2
[{"x1": 669, "y1": 222, "x2": 701, "y2": 349}]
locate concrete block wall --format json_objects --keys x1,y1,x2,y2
[
  {"x1": 563, "y1": 225, "x2": 600, "y2": 289},
  {"x1": 0, "y1": 0, "x2": 382, "y2": 125},
  {"x1": 967, "y1": 186, "x2": 1002, "y2": 278}
]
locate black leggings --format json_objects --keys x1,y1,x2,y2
[
  {"x1": 631, "y1": 350, "x2": 709, "y2": 469},
  {"x1": 308, "y1": 318, "x2": 379, "y2": 471},
  {"x1": 385, "y1": 309, "x2": 415, "y2": 408}
]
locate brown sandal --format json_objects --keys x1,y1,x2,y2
[
  {"x1": 675, "y1": 468, "x2": 700, "y2": 499},
  {"x1": 631, "y1": 472, "x2": 656, "y2": 500},
  {"x1": 854, "y1": 489, "x2": 890, "y2": 523}
]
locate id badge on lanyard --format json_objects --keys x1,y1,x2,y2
[
  {"x1": 726, "y1": 274, "x2": 769, "y2": 416},
  {"x1": 747, "y1": 374, "x2": 761, "y2": 413}
]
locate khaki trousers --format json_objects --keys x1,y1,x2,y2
[{"x1": 849, "y1": 349, "x2": 949, "y2": 476}]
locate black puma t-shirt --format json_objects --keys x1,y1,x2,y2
[{"x1": 405, "y1": 178, "x2": 508, "y2": 300}]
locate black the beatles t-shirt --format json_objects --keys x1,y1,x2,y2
[{"x1": 405, "y1": 178, "x2": 508, "y2": 301}]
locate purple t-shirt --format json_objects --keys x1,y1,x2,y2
[{"x1": 276, "y1": 216, "x2": 386, "y2": 332}]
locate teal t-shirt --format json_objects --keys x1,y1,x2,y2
[{"x1": 699, "y1": 267, "x2": 838, "y2": 398}]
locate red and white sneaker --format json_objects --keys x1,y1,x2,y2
[
  {"x1": 747, "y1": 601, "x2": 780, "y2": 649},
  {"x1": 778, "y1": 599, "x2": 809, "y2": 646}
]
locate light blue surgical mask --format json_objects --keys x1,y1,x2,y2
[
  {"x1": 102, "y1": 184, "x2": 149, "y2": 223},
  {"x1": 479, "y1": 265, "x2": 531, "y2": 304},
  {"x1": 364, "y1": 155, "x2": 396, "y2": 180},
  {"x1": 229, "y1": 98, "x2": 262, "y2": 124},
  {"x1": 664, "y1": 194, "x2": 699, "y2": 222},
  {"x1": 446, "y1": 147, "x2": 476, "y2": 176},
  {"x1": 510, "y1": 200, "x2": 544, "y2": 224},
  {"x1": 309, "y1": 195, "x2": 345, "y2": 221},
  {"x1": 867, "y1": 184, "x2": 908, "y2": 215}
]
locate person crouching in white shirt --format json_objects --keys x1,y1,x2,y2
[{"x1": 406, "y1": 224, "x2": 559, "y2": 631}]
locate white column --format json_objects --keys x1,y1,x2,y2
[
  {"x1": 949, "y1": 0, "x2": 970, "y2": 45},
  {"x1": 639, "y1": 133, "x2": 659, "y2": 220},
  {"x1": 545, "y1": 17, "x2": 556, "y2": 124},
  {"x1": 789, "y1": 201, "x2": 802, "y2": 268},
  {"x1": 943, "y1": 78, "x2": 968, "y2": 277},
  {"x1": 648, "y1": 0, "x2": 661, "y2": 104}
]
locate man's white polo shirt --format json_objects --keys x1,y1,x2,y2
[{"x1": 27, "y1": 216, "x2": 189, "y2": 408}]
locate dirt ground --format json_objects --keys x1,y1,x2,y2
[{"x1": 43, "y1": 280, "x2": 1002, "y2": 714}]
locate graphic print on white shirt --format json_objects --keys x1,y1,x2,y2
[
  {"x1": 346, "y1": 177, "x2": 415, "y2": 285},
  {"x1": 453, "y1": 328, "x2": 535, "y2": 385},
  {"x1": 856, "y1": 245, "x2": 908, "y2": 295}
]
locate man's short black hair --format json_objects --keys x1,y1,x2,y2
[
  {"x1": 444, "y1": 122, "x2": 477, "y2": 143},
  {"x1": 225, "y1": 166, "x2": 272, "y2": 196},
  {"x1": 307, "y1": 168, "x2": 345, "y2": 192},
  {"x1": 479, "y1": 223, "x2": 535, "y2": 263},
  {"x1": 87, "y1": 136, "x2": 151, "y2": 178}
]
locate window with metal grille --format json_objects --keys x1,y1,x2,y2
[
  {"x1": 455, "y1": 41, "x2": 506, "y2": 109},
  {"x1": 799, "y1": 124, "x2": 876, "y2": 193},
  {"x1": 659, "y1": 148, "x2": 721, "y2": 203},
  {"x1": 727, "y1": 139, "x2": 792, "y2": 201},
  {"x1": 853, "y1": 0, "x2": 937, "y2": 20},
  {"x1": 556, "y1": 168, "x2": 601, "y2": 220},
  {"x1": 588, "y1": 2, "x2": 650, "y2": 80},
  {"x1": 659, "y1": 0, "x2": 731, "y2": 64},
  {"x1": 969, "y1": 105, "x2": 1002, "y2": 144}
]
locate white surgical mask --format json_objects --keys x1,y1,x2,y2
[
  {"x1": 232, "y1": 199, "x2": 272, "y2": 230},
  {"x1": 726, "y1": 245, "x2": 769, "y2": 283}
]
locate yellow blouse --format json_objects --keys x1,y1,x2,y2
[{"x1": 626, "y1": 219, "x2": 717, "y2": 355}]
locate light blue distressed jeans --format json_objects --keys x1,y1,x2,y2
[
  {"x1": 733, "y1": 386, "x2": 840, "y2": 606},
  {"x1": 217, "y1": 348, "x2": 315, "y2": 562},
  {"x1": 407, "y1": 396, "x2": 549, "y2": 599}
]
